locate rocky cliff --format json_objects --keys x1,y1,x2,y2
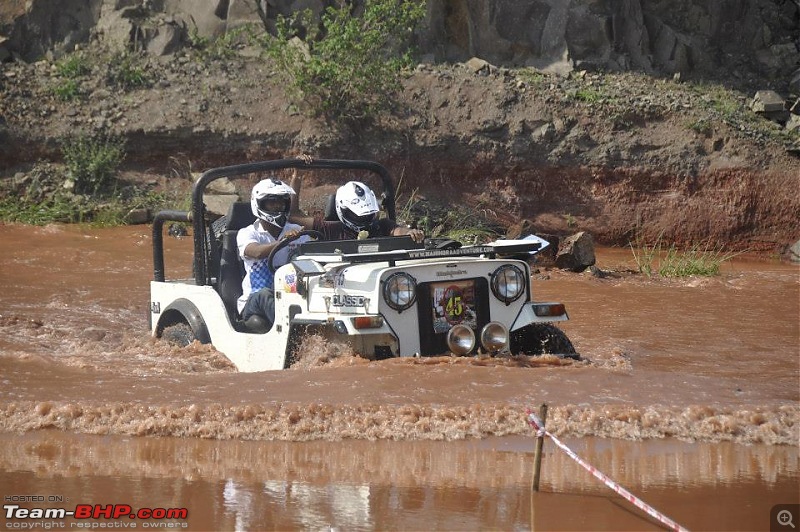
[
  {"x1": 2, "y1": 0, "x2": 799, "y2": 88},
  {"x1": 1, "y1": 1, "x2": 799, "y2": 255}
]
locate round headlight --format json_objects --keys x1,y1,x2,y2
[
  {"x1": 383, "y1": 272, "x2": 417, "y2": 311},
  {"x1": 447, "y1": 324, "x2": 476, "y2": 355},
  {"x1": 480, "y1": 322, "x2": 509, "y2": 353},
  {"x1": 491, "y1": 264, "x2": 526, "y2": 304}
]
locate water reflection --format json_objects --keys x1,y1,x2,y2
[{"x1": 0, "y1": 432, "x2": 796, "y2": 530}]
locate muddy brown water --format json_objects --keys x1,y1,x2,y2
[{"x1": 0, "y1": 224, "x2": 798, "y2": 531}]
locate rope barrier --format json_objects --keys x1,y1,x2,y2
[{"x1": 526, "y1": 410, "x2": 690, "y2": 532}]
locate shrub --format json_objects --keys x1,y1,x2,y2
[
  {"x1": 61, "y1": 134, "x2": 126, "y2": 196},
  {"x1": 106, "y1": 50, "x2": 150, "y2": 90},
  {"x1": 51, "y1": 79, "x2": 82, "y2": 101},
  {"x1": 56, "y1": 52, "x2": 92, "y2": 78},
  {"x1": 687, "y1": 117, "x2": 713, "y2": 136},
  {"x1": 395, "y1": 176, "x2": 503, "y2": 243},
  {"x1": 265, "y1": 0, "x2": 426, "y2": 120},
  {"x1": 50, "y1": 51, "x2": 92, "y2": 101}
]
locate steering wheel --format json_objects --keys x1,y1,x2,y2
[{"x1": 267, "y1": 230, "x2": 324, "y2": 274}]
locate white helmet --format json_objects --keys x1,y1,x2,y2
[
  {"x1": 335, "y1": 181, "x2": 379, "y2": 233},
  {"x1": 250, "y1": 178, "x2": 295, "y2": 229}
]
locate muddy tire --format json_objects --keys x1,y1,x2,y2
[
  {"x1": 510, "y1": 323, "x2": 578, "y2": 359},
  {"x1": 284, "y1": 324, "x2": 311, "y2": 369},
  {"x1": 161, "y1": 322, "x2": 196, "y2": 348}
]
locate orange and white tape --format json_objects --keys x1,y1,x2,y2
[{"x1": 527, "y1": 410, "x2": 689, "y2": 532}]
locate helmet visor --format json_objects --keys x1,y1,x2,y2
[
  {"x1": 342, "y1": 208, "x2": 376, "y2": 229},
  {"x1": 258, "y1": 195, "x2": 290, "y2": 214}
]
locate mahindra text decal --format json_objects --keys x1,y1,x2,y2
[{"x1": 435, "y1": 269, "x2": 468, "y2": 278}]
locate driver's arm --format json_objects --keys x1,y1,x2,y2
[{"x1": 243, "y1": 229, "x2": 301, "y2": 260}]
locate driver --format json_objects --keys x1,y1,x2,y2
[
  {"x1": 290, "y1": 174, "x2": 424, "y2": 242},
  {"x1": 237, "y1": 178, "x2": 309, "y2": 332}
]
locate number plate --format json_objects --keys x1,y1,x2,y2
[{"x1": 431, "y1": 280, "x2": 478, "y2": 334}]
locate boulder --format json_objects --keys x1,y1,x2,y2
[
  {"x1": 787, "y1": 114, "x2": 800, "y2": 133},
  {"x1": 752, "y1": 90, "x2": 790, "y2": 124},
  {"x1": 203, "y1": 193, "x2": 238, "y2": 217},
  {"x1": 144, "y1": 19, "x2": 186, "y2": 56},
  {"x1": 555, "y1": 231, "x2": 596, "y2": 272},
  {"x1": 751, "y1": 90, "x2": 786, "y2": 113},
  {"x1": 788, "y1": 239, "x2": 800, "y2": 263},
  {"x1": 96, "y1": 5, "x2": 136, "y2": 51},
  {"x1": 125, "y1": 208, "x2": 151, "y2": 225},
  {"x1": 207, "y1": 177, "x2": 237, "y2": 194},
  {"x1": 465, "y1": 57, "x2": 490, "y2": 74},
  {"x1": 226, "y1": 0, "x2": 263, "y2": 30},
  {"x1": 163, "y1": 0, "x2": 226, "y2": 38}
]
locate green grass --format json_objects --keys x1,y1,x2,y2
[
  {"x1": 0, "y1": 145, "x2": 184, "y2": 227},
  {"x1": 106, "y1": 50, "x2": 150, "y2": 90},
  {"x1": 0, "y1": 183, "x2": 187, "y2": 227},
  {"x1": 687, "y1": 117, "x2": 713, "y2": 136},
  {"x1": 657, "y1": 244, "x2": 737, "y2": 277},
  {"x1": 572, "y1": 88, "x2": 607, "y2": 103},
  {"x1": 516, "y1": 68, "x2": 549, "y2": 88},
  {"x1": 51, "y1": 78, "x2": 83, "y2": 101},
  {"x1": 50, "y1": 50, "x2": 92, "y2": 101},
  {"x1": 56, "y1": 52, "x2": 92, "y2": 78},
  {"x1": 0, "y1": 195, "x2": 91, "y2": 224},
  {"x1": 688, "y1": 81, "x2": 764, "y2": 131},
  {"x1": 630, "y1": 232, "x2": 739, "y2": 277}
]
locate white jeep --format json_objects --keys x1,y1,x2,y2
[{"x1": 150, "y1": 158, "x2": 576, "y2": 372}]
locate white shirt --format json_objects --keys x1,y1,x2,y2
[{"x1": 236, "y1": 221, "x2": 307, "y2": 313}]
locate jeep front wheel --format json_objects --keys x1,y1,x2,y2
[
  {"x1": 161, "y1": 322, "x2": 196, "y2": 347},
  {"x1": 510, "y1": 324, "x2": 578, "y2": 359}
]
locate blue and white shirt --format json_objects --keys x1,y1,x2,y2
[{"x1": 236, "y1": 221, "x2": 307, "y2": 314}]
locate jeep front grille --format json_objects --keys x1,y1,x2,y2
[{"x1": 416, "y1": 277, "x2": 490, "y2": 355}]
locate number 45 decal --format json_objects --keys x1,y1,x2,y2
[
  {"x1": 446, "y1": 295, "x2": 463, "y2": 317},
  {"x1": 443, "y1": 285, "x2": 464, "y2": 323}
]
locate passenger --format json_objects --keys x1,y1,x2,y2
[
  {"x1": 289, "y1": 173, "x2": 424, "y2": 242},
  {"x1": 237, "y1": 178, "x2": 308, "y2": 332}
]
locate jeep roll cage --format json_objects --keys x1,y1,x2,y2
[
  {"x1": 152, "y1": 158, "x2": 397, "y2": 285},
  {"x1": 152, "y1": 157, "x2": 545, "y2": 289}
]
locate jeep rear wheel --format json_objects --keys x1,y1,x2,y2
[
  {"x1": 162, "y1": 322, "x2": 196, "y2": 347},
  {"x1": 510, "y1": 324, "x2": 578, "y2": 359}
]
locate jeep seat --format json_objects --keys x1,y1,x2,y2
[
  {"x1": 218, "y1": 201, "x2": 255, "y2": 329},
  {"x1": 324, "y1": 194, "x2": 337, "y2": 221}
]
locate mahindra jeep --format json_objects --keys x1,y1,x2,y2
[{"x1": 150, "y1": 158, "x2": 576, "y2": 372}]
